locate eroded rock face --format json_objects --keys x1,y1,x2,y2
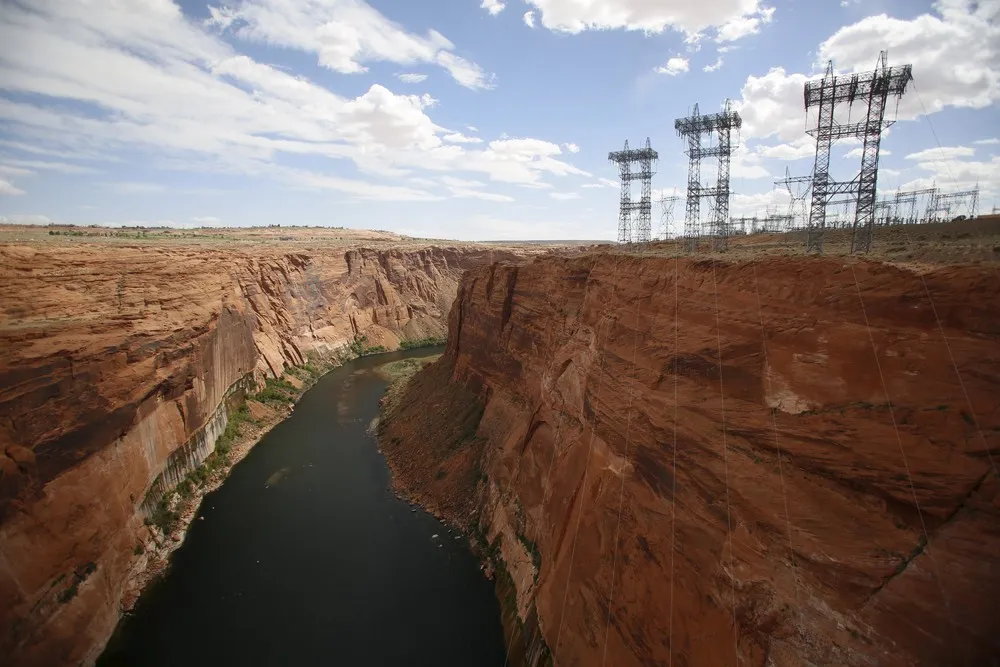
[
  {"x1": 380, "y1": 253, "x2": 1000, "y2": 666},
  {"x1": 0, "y1": 242, "x2": 521, "y2": 666}
]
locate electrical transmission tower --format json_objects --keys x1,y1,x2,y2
[
  {"x1": 609, "y1": 139, "x2": 659, "y2": 244},
  {"x1": 776, "y1": 166, "x2": 813, "y2": 230},
  {"x1": 674, "y1": 100, "x2": 742, "y2": 251},
  {"x1": 926, "y1": 186, "x2": 980, "y2": 222},
  {"x1": 658, "y1": 191, "x2": 680, "y2": 240},
  {"x1": 804, "y1": 50, "x2": 913, "y2": 253},
  {"x1": 888, "y1": 187, "x2": 937, "y2": 224}
]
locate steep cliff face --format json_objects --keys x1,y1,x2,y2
[
  {"x1": 0, "y1": 242, "x2": 518, "y2": 666},
  {"x1": 380, "y1": 253, "x2": 1000, "y2": 666}
]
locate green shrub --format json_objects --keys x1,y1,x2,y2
[{"x1": 399, "y1": 336, "x2": 446, "y2": 350}]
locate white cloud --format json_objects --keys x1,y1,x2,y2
[
  {"x1": 440, "y1": 175, "x2": 513, "y2": 202},
  {"x1": 735, "y1": 2, "x2": 1000, "y2": 146},
  {"x1": 208, "y1": 0, "x2": 495, "y2": 89},
  {"x1": 550, "y1": 192, "x2": 581, "y2": 200},
  {"x1": 523, "y1": 0, "x2": 777, "y2": 41},
  {"x1": 481, "y1": 0, "x2": 506, "y2": 16},
  {"x1": 906, "y1": 146, "x2": 974, "y2": 161},
  {"x1": 581, "y1": 177, "x2": 620, "y2": 189},
  {"x1": 435, "y1": 51, "x2": 496, "y2": 90},
  {"x1": 444, "y1": 133, "x2": 484, "y2": 144},
  {"x1": 0, "y1": 139, "x2": 115, "y2": 163},
  {"x1": 562, "y1": 142, "x2": 580, "y2": 153},
  {"x1": 735, "y1": 67, "x2": 811, "y2": 141},
  {"x1": 655, "y1": 57, "x2": 690, "y2": 76},
  {"x1": 754, "y1": 136, "x2": 815, "y2": 160},
  {"x1": 524, "y1": 11, "x2": 536, "y2": 28},
  {"x1": 0, "y1": 164, "x2": 34, "y2": 177},
  {"x1": 816, "y1": 1, "x2": 999, "y2": 117},
  {"x1": 731, "y1": 151, "x2": 771, "y2": 179},
  {"x1": 729, "y1": 188, "x2": 791, "y2": 218},
  {"x1": 974, "y1": 138, "x2": 999, "y2": 146},
  {"x1": 0, "y1": 179, "x2": 26, "y2": 196},
  {"x1": 192, "y1": 215, "x2": 223, "y2": 225},
  {"x1": 703, "y1": 57, "x2": 724, "y2": 73},
  {"x1": 900, "y1": 156, "x2": 1000, "y2": 200},
  {"x1": 396, "y1": 72, "x2": 428, "y2": 83},
  {"x1": 467, "y1": 125, "x2": 479, "y2": 132},
  {"x1": 0, "y1": 0, "x2": 588, "y2": 201},
  {"x1": 845, "y1": 147, "x2": 891, "y2": 159},
  {"x1": 0, "y1": 157, "x2": 100, "y2": 174},
  {"x1": 716, "y1": 6, "x2": 774, "y2": 42}
]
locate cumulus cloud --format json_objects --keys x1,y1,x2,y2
[
  {"x1": 975, "y1": 138, "x2": 999, "y2": 146},
  {"x1": 845, "y1": 147, "x2": 891, "y2": 159},
  {"x1": 816, "y1": 1, "x2": 999, "y2": 116},
  {"x1": 562, "y1": 142, "x2": 580, "y2": 153},
  {"x1": 734, "y1": 0, "x2": 1000, "y2": 203},
  {"x1": 523, "y1": 0, "x2": 776, "y2": 41},
  {"x1": 444, "y1": 133, "x2": 484, "y2": 144},
  {"x1": 0, "y1": 1, "x2": 585, "y2": 200},
  {"x1": 481, "y1": 0, "x2": 506, "y2": 16},
  {"x1": 208, "y1": 0, "x2": 495, "y2": 89},
  {"x1": 754, "y1": 136, "x2": 815, "y2": 160},
  {"x1": 524, "y1": 11, "x2": 536, "y2": 28},
  {"x1": 900, "y1": 156, "x2": 1000, "y2": 202},
  {"x1": 396, "y1": 72, "x2": 428, "y2": 83},
  {"x1": 716, "y1": 6, "x2": 774, "y2": 42},
  {"x1": 738, "y1": 0, "x2": 999, "y2": 148},
  {"x1": 655, "y1": 57, "x2": 690, "y2": 76}
]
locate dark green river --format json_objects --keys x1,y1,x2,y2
[{"x1": 99, "y1": 347, "x2": 506, "y2": 666}]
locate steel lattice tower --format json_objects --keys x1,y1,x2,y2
[
  {"x1": 804, "y1": 51, "x2": 913, "y2": 253},
  {"x1": 608, "y1": 139, "x2": 659, "y2": 244},
  {"x1": 926, "y1": 186, "x2": 980, "y2": 222},
  {"x1": 658, "y1": 191, "x2": 680, "y2": 240},
  {"x1": 776, "y1": 166, "x2": 813, "y2": 230},
  {"x1": 675, "y1": 100, "x2": 742, "y2": 251}
]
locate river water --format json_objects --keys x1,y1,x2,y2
[{"x1": 99, "y1": 347, "x2": 506, "y2": 666}]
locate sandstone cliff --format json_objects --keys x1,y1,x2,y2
[
  {"x1": 379, "y1": 252, "x2": 1000, "y2": 666},
  {"x1": 0, "y1": 241, "x2": 523, "y2": 666}
]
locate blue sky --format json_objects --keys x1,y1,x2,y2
[{"x1": 0, "y1": 0, "x2": 996, "y2": 240}]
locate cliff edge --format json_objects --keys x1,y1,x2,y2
[
  {"x1": 0, "y1": 240, "x2": 526, "y2": 666},
  {"x1": 379, "y1": 252, "x2": 1000, "y2": 666}
]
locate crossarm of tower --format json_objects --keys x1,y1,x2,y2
[
  {"x1": 674, "y1": 112, "x2": 742, "y2": 136},
  {"x1": 804, "y1": 65, "x2": 913, "y2": 108}
]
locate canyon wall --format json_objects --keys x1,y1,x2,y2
[
  {"x1": 380, "y1": 253, "x2": 1000, "y2": 666},
  {"x1": 0, "y1": 242, "x2": 520, "y2": 666}
]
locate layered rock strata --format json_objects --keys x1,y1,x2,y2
[
  {"x1": 379, "y1": 253, "x2": 1000, "y2": 666},
  {"x1": 0, "y1": 242, "x2": 521, "y2": 666}
]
